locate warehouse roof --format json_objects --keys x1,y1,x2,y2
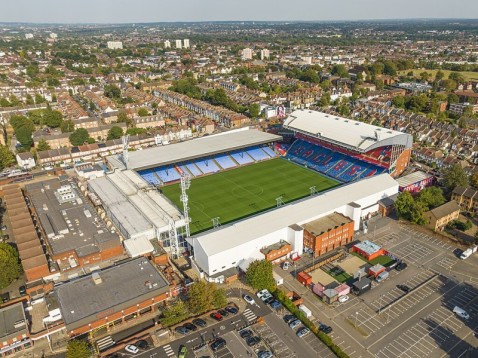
[
  {"x1": 194, "y1": 174, "x2": 398, "y2": 257},
  {"x1": 354, "y1": 240, "x2": 382, "y2": 256},
  {"x1": 302, "y1": 212, "x2": 352, "y2": 236},
  {"x1": 55, "y1": 258, "x2": 170, "y2": 330},
  {"x1": 0, "y1": 302, "x2": 28, "y2": 341},
  {"x1": 109, "y1": 129, "x2": 281, "y2": 171},
  {"x1": 283, "y1": 110, "x2": 412, "y2": 152},
  {"x1": 396, "y1": 171, "x2": 433, "y2": 188}
]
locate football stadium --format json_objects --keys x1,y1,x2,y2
[{"x1": 94, "y1": 109, "x2": 411, "y2": 280}]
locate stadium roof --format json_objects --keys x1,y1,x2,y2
[
  {"x1": 396, "y1": 171, "x2": 433, "y2": 188},
  {"x1": 283, "y1": 110, "x2": 412, "y2": 152},
  {"x1": 193, "y1": 174, "x2": 398, "y2": 259},
  {"x1": 108, "y1": 130, "x2": 282, "y2": 171}
]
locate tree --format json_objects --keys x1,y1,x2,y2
[
  {"x1": 66, "y1": 339, "x2": 91, "y2": 358},
  {"x1": 186, "y1": 281, "x2": 227, "y2": 315},
  {"x1": 104, "y1": 84, "x2": 121, "y2": 100},
  {"x1": 34, "y1": 93, "x2": 45, "y2": 104},
  {"x1": 246, "y1": 260, "x2": 276, "y2": 292},
  {"x1": 417, "y1": 187, "x2": 445, "y2": 210},
  {"x1": 435, "y1": 70, "x2": 445, "y2": 81},
  {"x1": 160, "y1": 300, "x2": 189, "y2": 327},
  {"x1": 331, "y1": 64, "x2": 349, "y2": 78},
  {"x1": 319, "y1": 93, "x2": 331, "y2": 107},
  {"x1": 470, "y1": 172, "x2": 478, "y2": 189},
  {"x1": 36, "y1": 139, "x2": 51, "y2": 152},
  {"x1": 61, "y1": 120, "x2": 75, "y2": 133},
  {"x1": 248, "y1": 103, "x2": 260, "y2": 118},
  {"x1": 442, "y1": 164, "x2": 468, "y2": 192},
  {"x1": 394, "y1": 191, "x2": 425, "y2": 224},
  {"x1": 0, "y1": 243, "x2": 21, "y2": 289},
  {"x1": 0, "y1": 146, "x2": 16, "y2": 171},
  {"x1": 212, "y1": 287, "x2": 228, "y2": 309},
  {"x1": 137, "y1": 108, "x2": 149, "y2": 117},
  {"x1": 107, "y1": 126, "x2": 123, "y2": 140},
  {"x1": 392, "y1": 95, "x2": 405, "y2": 108},
  {"x1": 69, "y1": 128, "x2": 89, "y2": 146},
  {"x1": 15, "y1": 126, "x2": 33, "y2": 148}
]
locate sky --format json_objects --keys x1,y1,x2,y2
[{"x1": 1, "y1": 0, "x2": 477, "y2": 23}]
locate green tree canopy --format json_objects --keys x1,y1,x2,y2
[
  {"x1": 107, "y1": 126, "x2": 124, "y2": 140},
  {"x1": 442, "y1": 164, "x2": 468, "y2": 192},
  {"x1": 69, "y1": 128, "x2": 89, "y2": 146},
  {"x1": 28, "y1": 109, "x2": 63, "y2": 128},
  {"x1": 248, "y1": 103, "x2": 260, "y2": 118},
  {"x1": 160, "y1": 300, "x2": 189, "y2": 327},
  {"x1": 36, "y1": 138, "x2": 51, "y2": 152},
  {"x1": 246, "y1": 259, "x2": 276, "y2": 292},
  {"x1": 0, "y1": 146, "x2": 16, "y2": 171},
  {"x1": 394, "y1": 191, "x2": 426, "y2": 224},
  {"x1": 61, "y1": 120, "x2": 75, "y2": 133},
  {"x1": 331, "y1": 64, "x2": 349, "y2": 78},
  {"x1": 0, "y1": 243, "x2": 21, "y2": 289},
  {"x1": 15, "y1": 126, "x2": 33, "y2": 148},
  {"x1": 137, "y1": 108, "x2": 149, "y2": 117},
  {"x1": 417, "y1": 187, "x2": 446, "y2": 210},
  {"x1": 104, "y1": 84, "x2": 122, "y2": 100},
  {"x1": 66, "y1": 339, "x2": 91, "y2": 358}
]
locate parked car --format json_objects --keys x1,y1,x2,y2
[
  {"x1": 264, "y1": 296, "x2": 274, "y2": 304},
  {"x1": 175, "y1": 326, "x2": 190, "y2": 335},
  {"x1": 125, "y1": 345, "x2": 139, "y2": 354},
  {"x1": 18, "y1": 286, "x2": 27, "y2": 296},
  {"x1": 218, "y1": 309, "x2": 229, "y2": 317},
  {"x1": 240, "y1": 329, "x2": 253, "y2": 339},
  {"x1": 282, "y1": 261, "x2": 290, "y2": 270},
  {"x1": 183, "y1": 322, "x2": 197, "y2": 332},
  {"x1": 297, "y1": 327, "x2": 311, "y2": 338},
  {"x1": 243, "y1": 294, "x2": 255, "y2": 305},
  {"x1": 396, "y1": 262, "x2": 408, "y2": 271},
  {"x1": 289, "y1": 319, "x2": 301, "y2": 329},
  {"x1": 135, "y1": 340, "x2": 149, "y2": 349},
  {"x1": 319, "y1": 323, "x2": 333, "y2": 334},
  {"x1": 338, "y1": 295, "x2": 349, "y2": 303},
  {"x1": 225, "y1": 306, "x2": 238, "y2": 314},
  {"x1": 178, "y1": 345, "x2": 188, "y2": 358},
  {"x1": 258, "y1": 351, "x2": 273, "y2": 358},
  {"x1": 210, "y1": 338, "x2": 227, "y2": 351},
  {"x1": 397, "y1": 284, "x2": 410, "y2": 293},
  {"x1": 284, "y1": 314, "x2": 296, "y2": 324},
  {"x1": 210, "y1": 312, "x2": 223, "y2": 321},
  {"x1": 453, "y1": 306, "x2": 470, "y2": 320},
  {"x1": 246, "y1": 336, "x2": 261, "y2": 347},
  {"x1": 1, "y1": 293, "x2": 10, "y2": 303},
  {"x1": 193, "y1": 318, "x2": 207, "y2": 327},
  {"x1": 270, "y1": 300, "x2": 282, "y2": 309}
]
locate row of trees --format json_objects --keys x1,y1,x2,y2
[
  {"x1": 159, "y1": 281, "x2": 227, "y2": 327},
  {"x1": 395, "y1": 187, "x2": 446, "y2": 224}
]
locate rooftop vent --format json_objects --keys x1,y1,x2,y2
[{"x1": 92, "y1": 272, "x2": 102, "y2": 285}]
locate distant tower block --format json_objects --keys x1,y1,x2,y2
[
  {"x1": 183, "y1": 39, "x2": 190, "y2": 48},
  {"x1": 175, "y1": 39, "x2": 182, "y2": 49},
  {"x1": 164, "y1": 40, "x2": 171, "y2": 49}
]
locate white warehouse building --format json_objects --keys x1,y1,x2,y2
[{"x1": 190, "y1": 174, "x2": 399, "y2": 281}]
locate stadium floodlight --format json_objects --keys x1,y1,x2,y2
[
  {"x1": 180, "y1": 174, "x2": 191, "y2": 238},
  {"x1": 212, "y1": 217, "x2": 221, "y2": 229},
  {"x1": 276, "y1": 196, "x2": 285, "y2": 207}
]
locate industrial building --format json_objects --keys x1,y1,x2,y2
[{"x1": 0, "y1": 302, "x2": 31, "y2": 356}]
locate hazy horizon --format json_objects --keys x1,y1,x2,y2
[{"x1": 1, "y1": 0, "x2": 477, "y2": 24}]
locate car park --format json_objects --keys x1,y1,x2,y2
[
  {"x1": 175, "y1": 326, "x2": 190, "y2": 335},
  {"x1": 297, "y1": 327, "x2": 310, "y2": 338},
  {"x1": 258, "y1": 351, "x2": 273, "y2": 358},
  {"x1": 225, "y1": 305, "x2": 238, "y2": 314},
  {"x1": 243, "y1": 294, "x2": 255, "y2": 305},
  {"x1": 289, "y1": 319, "x2": 301, "y2": 329},
  {"x1": 396, "y1": 262, "x2": 408, "y2": 271},
  {"x1": 210, "y1": 312, "x2": 223, "y2": 321},
  {"x1": 125, "y1": 345, "x2": 139, "y2": 354},
  {"x1": 246, "y1": 336, "x2": 261, "y2": 347},
  {"x1": 135, "y1": 340, "x2": 149, "y2": 349},
  {"x1": 183, "y1": 322, "x2": 197, "y2": 331},
  {"x1": 397, "y1": 284, "x2": 411, "y2": 293},
  {"x1": 210, "y1": 338, "x2": 227, "y2": 351},
  {"x1": 193, "y1": 318, "x2": 207, "y2": 327},
  {"x1": 338, "y1": 295, "x2": 349, "y2": 303},
  {"x1": 240, "y1": 329, "x2": 253, "y2": 339}
]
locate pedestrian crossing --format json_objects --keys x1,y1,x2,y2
[
  {"x1": 243, "y1": 308, "x2": 257, "y2": 322},
  {"x1": 163, "y1": 344, "x2": 176, "y2": 357},
  {"x1": 96, "y1": 336, "x2": 115, "y2": 352}
]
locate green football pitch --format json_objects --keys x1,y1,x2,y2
[{"x1": 161, "y1": 158, "x2": 340, "y2": 234}]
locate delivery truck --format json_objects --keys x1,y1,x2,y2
[{"x1": 460, "y1": 245, "x2": 477, "y2": 260}]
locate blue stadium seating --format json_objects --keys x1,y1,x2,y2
[
  {"x1": 215, "y1": 155, "x2": 237, "y2": 169},
  {"x1": 154, "y1": 166, "x2": 181, "y2": 183},
  {"x1": 286, "y1": 139, "x2": 383, "y2": 183},
  {"x1": 246, "y1": 147, "x2": 270, "y2": 161},
  {"x1": 185, "y1": 163, "x2": 202, "y2": 177},
  {"x1": 231, "y1": 151, "x2": 254, "y2": 165},
  {"x1": 263, "y1": 147, "x2": 278, "y2": 157},
  {"x1": 194, "y1": 159, "x2": 220, "y2": 174}
]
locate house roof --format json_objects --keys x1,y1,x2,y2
[{"x1": 427, "y1": 201, "x2": 460, "y2": 219}]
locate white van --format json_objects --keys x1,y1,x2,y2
[{"x1": 453, "y1": 306, "x2": 469, "y2": 320}]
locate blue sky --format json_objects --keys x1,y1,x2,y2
[{"x1": 1, "y1": 0, "x2": 477, "y2": 23}]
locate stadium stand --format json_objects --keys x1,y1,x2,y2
[
  {"x1": 231, "y1": 151, "x2": 254, "y2": 165},
  {"x1": 185, "y1": 163, "x2": 203, "y2": 177},
  {"x1": 263, "y1": 147, "x2": 278, "y2": 158},
  {"x1": 154, "y1": 166, "x2": 181, "y2": 183},
  {"x1": 138, "y1": 169, "x2": 162, "y2": 185},
  {"x1": 214, "y1": 154, "x2": 237, "y2": 169},
  {"x1": 194, "y1": 159, "x2": 221, "y2": 174},
  {"x1": 246, "y1": 147, "x2": 270, "y2": 161}
]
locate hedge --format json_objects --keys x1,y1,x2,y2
[{"x1": 273, "y1": 289, "x2": 349, "y2": 358}]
